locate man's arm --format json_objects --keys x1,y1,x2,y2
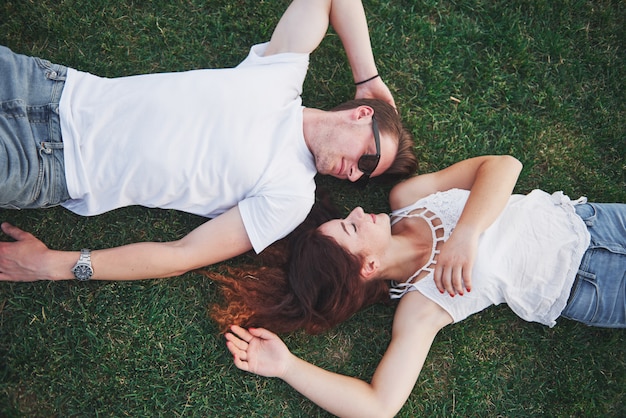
[
  {"x1": 263, "y1": 0, "x2": 332, "y2": 56},
  {"x1": 264, "y1": 0, "x2": 395, "y2": 106},
  {"x1": 0, "y1": 206, "x2": 252, "y2": 281}
]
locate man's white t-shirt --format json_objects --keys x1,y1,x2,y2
[{"x1": 58, "y1": 43, "x2": 317, "y2": 252}]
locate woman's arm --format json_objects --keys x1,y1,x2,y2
[
  {"x1": 389, "y1": 155, "x2": 523, "y2": 295},
  {"x1": 226, "y1": 292, "x2": 452, "y2": 418},
  {"x1": 264, "y1": 0, "x2": 395, "y2": 107}
]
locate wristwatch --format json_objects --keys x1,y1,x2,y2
[{"x1": 71, "y1": 249, "x2": 94, "y2": 281}]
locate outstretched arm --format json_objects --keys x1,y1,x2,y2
[
  {"x1": 389, "y1": 155, "x2": 523, "y2": 295},
  {"x1": 264, "y1": 0, "x2": 395, "y2": 107},
  {"x1": 0, "y1": 206, "x2": 252, "y2": 281},
  {"x1": 226, "y1": 292, "x2": 452, "y2": 418}
]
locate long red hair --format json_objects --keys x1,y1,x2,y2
[{"x1": 206, "y1": 191, "x2": 390, "y2": 334}]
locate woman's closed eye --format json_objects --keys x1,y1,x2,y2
[{"x1": 340, "y1": 221, "x2": 357, "y2": 236}]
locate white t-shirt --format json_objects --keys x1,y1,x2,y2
[
  {"x1": 58, "y1": 43, "x2": 316, "y2": 252},
  {"x1": 390, "y1": 189, "x2": 591, "y2": 327}
]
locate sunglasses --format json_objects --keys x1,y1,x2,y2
[{"x1": 355, "y1": 115, "x2": 381, "y2": 187}]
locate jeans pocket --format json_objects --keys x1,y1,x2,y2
[
  {"x1": 0, "y1": 100, "x2": 45, "y2": 207},
  {"x1": 562, "y1": 270, "x2": 599, "y2": 324},
  {"x1": 563, "y1": 246, "x2": 626, "y2": 328}
]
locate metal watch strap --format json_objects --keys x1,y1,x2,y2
[{"x1": 72, "y1": 248, "x2": 93, "y2": 281}]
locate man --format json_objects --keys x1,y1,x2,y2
[{"x1": 0, "y1": 0, "x2": 416, "y2": 282}]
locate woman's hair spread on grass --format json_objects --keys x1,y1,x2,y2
[{"x1": 207, "y1": 190, "x2": 390, "y2": 334}]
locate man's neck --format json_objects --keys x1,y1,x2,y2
[{"x1": 301, "y1": 107, "x2": 328, "y2": 153}]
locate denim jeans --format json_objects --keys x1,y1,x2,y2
[
  {"x1": 0, "y1": 45, "x2": 70, "y2": 209},
  {"x1": 561, "y1": 203, "x2": 626, "y2": 328}
]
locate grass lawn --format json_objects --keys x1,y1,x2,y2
[{"x1": 1, "y1": 0, "x2": 624, "y2": 416}]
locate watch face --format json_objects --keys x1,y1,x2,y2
[{"x1": 74, "y1": 265, "x2": 93, "y2": 281}]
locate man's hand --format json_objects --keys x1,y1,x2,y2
[
  {"x1": 0, "y1": 222, "x2": 51, "y2": 281},
  {"x1": 225, "y1": 325, "x2": 293, "y2": 379}
]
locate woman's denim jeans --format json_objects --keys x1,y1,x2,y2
[
  {"x1": 0, "y1": 45, "x2": 70, "y2": 209},
  {"x1": 561, "y1": 203, "x2": 626, "y2": 328}
]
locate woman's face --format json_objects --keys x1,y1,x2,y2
[{"x1": 318, "y1": 207, "x2": 391, "y2": 258}]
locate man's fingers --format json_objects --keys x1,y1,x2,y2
[{"x1": 1, "y1": 222, "x2": 29, "y2": 241}]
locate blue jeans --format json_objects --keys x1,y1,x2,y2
[
  {"x1": 0, "y1": 45, "x2": 70, "y2": 209},
  {"x1": 561, "y1": 203, "x2": 626, "y2": 328}
]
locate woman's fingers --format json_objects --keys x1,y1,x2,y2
[{"x1": 435, "y1": 264, "x2": 469, "y2": 296}]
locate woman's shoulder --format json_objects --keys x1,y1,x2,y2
[
  {"x1": 393, "y1": 291, "x2": 453, "y2": 334},
  {"x1": 389, "y1": 174, "x2": 433, "y2": 210}
]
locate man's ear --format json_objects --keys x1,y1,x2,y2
[
  {"x1": 360, "y1": 256, "x2": 379, "y2": 281},
  {"x1": 353, "y1": 105, "x2": 374, "y2": 121}
]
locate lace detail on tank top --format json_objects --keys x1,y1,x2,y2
[{"x1": 388, "y1": 189, "x2": 469, "y2": 299}]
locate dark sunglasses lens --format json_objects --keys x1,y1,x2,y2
[{"x1": 358, "y1": 155, "x2": 379, "y2": 175}]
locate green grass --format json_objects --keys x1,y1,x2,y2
[{"x1": 1, "y1": 0, "x2": 624, "y2": 416}]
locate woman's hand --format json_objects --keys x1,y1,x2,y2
[
  {"x1": 225, "y1": 325, "x2": 293, "y2": 378},
  {"x1": 433, "y1": 225, "x2": 478, "y2": 296},
  {"x1": 403, "y1": 156, "x2": 523, "y2": 296}
]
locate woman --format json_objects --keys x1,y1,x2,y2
[{"x1": 216, "y1": 155, "x2": 625, "y2": 418}]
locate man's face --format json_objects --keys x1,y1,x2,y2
[{"x1": 314, "y1": 120, "x2": 398, "y2": 182}]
